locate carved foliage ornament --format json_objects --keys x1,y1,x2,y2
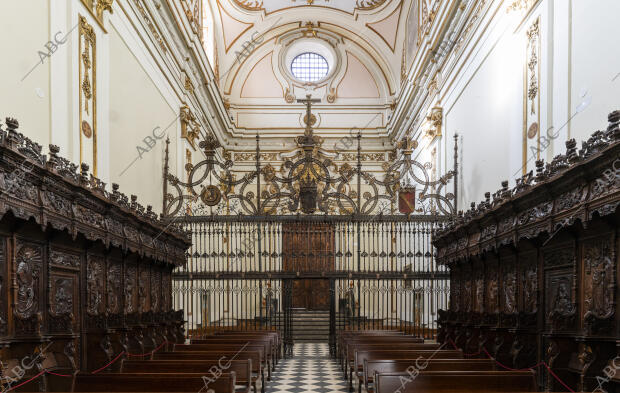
[
  {"x1": 125, "y1": 265, "x2": 136, "y2": 314},
  {"x1": 356, "y1": 0, "x2": 388, "y2": 10},
  {"x1": 232, "y1": 0, "x2": 263, "y2": 10},
  {"x1": 50, "y1": 250, "x2": 80, "y2": 269},
  {"x1": 81, "y1": 0, "x2": 114, "y2": 27}
]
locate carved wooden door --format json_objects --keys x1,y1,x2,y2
[{"x1": 283, "y1": 223, "x2": 334, "y2": 310}]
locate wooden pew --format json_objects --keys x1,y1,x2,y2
[
  {"x1": 343, "y1": 342, "x2": 440, "y2": 380},
  {"x1": 342, "y1": 337, "x2": 426, "y2": 371},
  {"x1": 347, "y1": 349, "x2": 463, "y2": 390},
  {"x1": 172, "y1": 340, "x2": 273, "y2": 380},
  {"x1": 337, "y1": 331, "x2": 408, "y2": 361},
  {"x1": 362, "y1": 359, "x2": 496, "y2": 393},
  {"x1": 172, "y1": 344, "x2": 271, "y2": 379},
  {"x1": 190, "y1": 336, "x2": 277, "y2": 367},
  {"x1": 212, "y1": 331, "x2": 281, "y2": 360},
  {"x1": 374, "y1": 371, "x2": 537, "y2": 393},
  {"x1": 153, "y1": 351, "x2": 265, "y2": 393},
  {"x1": 71, "y1": 372, "x2": 236, "y2": 393},
  {"x1": 119, "y1": 359, "x2": 254, "y2": 393}
]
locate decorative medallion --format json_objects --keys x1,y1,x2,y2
[
  {"x1": 81, "y1": 120, "x2": 92, "y2": 138},
  {"x1": 201, "y1": 185, "x2": 222, "y2": 206}
]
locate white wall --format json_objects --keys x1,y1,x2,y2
[
  {"x1": 0, "y1": 0, "x2": 51, "y2": 146},
  {"x1": 108, "y1": 24, "x2": 179, "y2": 211},
  {"x1": 433, "y1": 0, "x2": 620, "y2": 210},
  {"x1": 569, "y1": 0, "x2": 620, "y2": 143}
]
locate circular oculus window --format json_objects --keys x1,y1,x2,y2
[{"x1": 290, "y1": 52, "x2": 329, "y2": 83}]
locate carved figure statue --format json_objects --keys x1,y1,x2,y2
[
  {"x1": 523, "y1": 267, "x2": 537, "y2": 313},
  {"x1": 590, "y1": 256, "x2": 613, "y2": 317},
  {"x1": 504, "y1": 271, "x2": 516, "y2": 314},
  {"x1": 16, "y1": 260, "x2": 35, "y2": 317}
]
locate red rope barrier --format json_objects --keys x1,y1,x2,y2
[
  {"x1": 543, "y1": 362, "x2": 577, "y2": 393},
  {"x1": 447, "y1": 338, "x2": 576, "y2": 393},
  {"x1": 2, "y1": 341, "x2": 171, "y2": 391},
  {"x1": 45, "y1": 370, "x2": 73, "y2": 377},
  {"x1": 90, "y1": 341, "x2": 169, "y2": 373},
  {"x1": 126, "y1": 341, "x2": 168, "y2": 357},
  {"x1": 3, "y1": 370, "x2": 45, "y2": 392},
  {"x1": 90, "y1": 351, "x2": 126, "y2": 374}
]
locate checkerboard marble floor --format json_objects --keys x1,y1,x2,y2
[{"x1": 267, "y1": 342, "x2": 349, "y2": 393}]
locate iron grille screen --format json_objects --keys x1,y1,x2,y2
[{"x1": 290, "y1": 52, "x2": 329, "y2": 82}]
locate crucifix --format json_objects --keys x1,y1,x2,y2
[{"x1": 297, "y1": 94, "x2": 321, "y2": 136}]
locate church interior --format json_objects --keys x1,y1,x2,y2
[{"x1": 0, "y1": 0, "x2": 619, "y2": 392}]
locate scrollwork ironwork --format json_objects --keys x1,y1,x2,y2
[{"x1": 163, "y1": 100, "x2": 455, "y2": 218}]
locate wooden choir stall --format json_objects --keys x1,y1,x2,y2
[
  {"x1": 434, "y1": 110, "x2": 620, "y2": 392},
  {"x1": 0, "y1": 118, "x2": 189, "y2": 392}
]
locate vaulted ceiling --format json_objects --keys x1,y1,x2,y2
[{"x1": 205, "y1": 0, "x2": 433, "y2": 149}]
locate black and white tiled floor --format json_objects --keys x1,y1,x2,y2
[{"x1": 267, "y1": 343, "x2": 349, "y2": 393}]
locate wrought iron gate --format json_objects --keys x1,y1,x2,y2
[
  {"x1": 164, "y1": 100, "x2": 458, "y2": 353},
  {"x1": 171, "y1": 216, "x2": 450, "y2": 354}
]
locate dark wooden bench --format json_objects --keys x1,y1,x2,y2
[
  {"x1": 374, "y1": 371, "x2": 537, "y2": 393},
  {"x1": 337, "y1": 330, "x2": 404, "y2": 355},
  {"x1": 153, "y1": 351, "x2": 264, "y2": 393},
  {"x1": 71, "y1": 372, "x2": 236, "y2": 393},
  {"x1": 363, "y1": 359, "x2": 496, "y2": 393},
  {"x1": 342, "y1": 337, "x2": 426, "y2": 371},
  {"x1": 212, "y1": 332, "x2": 281, "y2": 359},
  {"x1": 119, "y1": 359, "x2": 253, "y2": 393},
  {"x1": 347, "y1": 349, "x2": 463, "y2": 390},
  {"x1": 337, "y1": 332, "x2": 410, "y2": 361},
  {"x1": 344, "y1": 342, "x2": 440, "y2": 379},
  {"x1": 173, "y1": 344, "x2": 271, "y2": 379},
  {"x1": 190, "y1": 336, "x2": 277, "y2": 366}
]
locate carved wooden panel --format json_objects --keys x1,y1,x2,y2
[
  {"x1": 283, "y1": 223, "x2": 334, "y2": 309},
  {"x1": 0, "y1": 122, "x2": 188, "y2": 377},
  {"x1": 473, "y1": 262, "x2": 484, "y2": 314},
  {"x1": 150, "y1": 269, "x2": 161, "y2": 313},
  {"x1": 582, "y1": 234, "x2": 615, "y2": 334},
  {"x1": 450, "y1": 266, "x2": 460, "y2": 313},
  {"x1": 462, "y1": 267, "x2": 472, "y2": 313},
  {"x1": 50, "y1": 249, "x2": 80, "y2": 270},
  {"x1": 543, "y1": 243, "x2": 576, "y2": 332},
  {"x1": 485, "y1": 258, "x2": 499, "y2": 315},
  {"x1": 501, "y1": 256, "x2": 517, "y2": 315},
  {"x1": 139, "y1": 265, "x2": 150, "y2": 313},
  {"x1": 48, "y1": 270, "x2": 78, "y2": 334},
  {"x1": 125, "y1": 263, "x2": 137, "y2": 315},
  {"x1": 107, "y1": 257, "x2": 122, "y2": 328},
  {"x1": 0, "y1": 236, "x2": 6, "y2": 337},
  {"x1": 86, "y1": 255, "x2": 105, "y2": 316},
  {"x1": 434, "y1": 111, "x2": 620, "y2": 391},
  {"x1": 519, "y1": 250, "x2": 538, "y2": 314},
  {"x1": 162, "y1": 270, "x2": 172, "y2": 311},
  {"x1": 14, "y1": 240, "x2": 44, "y2": 335}
]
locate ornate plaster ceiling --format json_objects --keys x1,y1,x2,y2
[
  {"x1": 205, "y1": 0, "x2": 436, "y2": 147},
  {"x1": 232, "y1": 0, "x2": 391, "y2": 14}
]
